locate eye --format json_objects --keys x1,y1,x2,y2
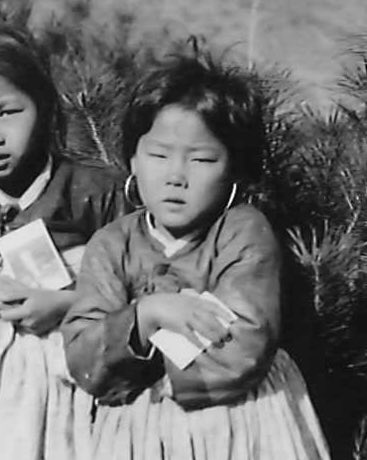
[
  {"x1": 192, "y1": 157, "x2": 217, "y2": 163},
  {"x1": 148, "y1": 152, "x2": 167, "y2": 159},
  {"x1": 0, "y1": 108, "x2": 22, "y2": 118}
]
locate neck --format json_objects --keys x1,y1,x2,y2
[
  {"x1": 155, "y1": 223, "x2": 195, "y2": 242},
  {"x1": 150, "y1": 212, "x2": 219, "y2": 243}
]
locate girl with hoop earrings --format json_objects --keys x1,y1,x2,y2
[{"x1": 63, "y1": 44, "x2": 330, "y2": 459}]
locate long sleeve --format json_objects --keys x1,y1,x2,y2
[
  {"x1": 62, "y1": 205, "x2": 281, "y2": 409},
  {"x1": 61, "y1": 221, "x2": 164, "y2": 403},
  {"x1": 166, "y1": 206, "x2": 281, "y2": 409}
]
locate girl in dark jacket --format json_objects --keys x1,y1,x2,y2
[{"x1": 0, "y1": 24, "x2": 125, "y2": 459}]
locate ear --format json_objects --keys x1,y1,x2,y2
[{"x1": 130, "y1": 156, "x2": 137, "y2": 175}]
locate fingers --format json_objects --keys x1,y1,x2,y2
[
  {"x1": 198, "y1": 298, "x2": 236, "y2": 325},
  {"x1": 191, "y1": 309, "x2": 230, "y2": 346},
  {"x1": 178, "y1": 291, "x2": 236, "y2": 347},
  {"x1": 0, "y1": 300, "x2": 22, "y2": 310},
  {"x1": 0, "y1": 303, "x2": 39, "y2": 334},
  {"x1": 0, "y1": 303, "x2": 30, "y2": 322},
  {"x1": 0, "y1": 276, "x2": 30, "y2": 303},
  {"x1": 183, "y1": 327, "x2": 208, "y2": 349},
  {"x1": 0, "y1": 292, "x2": 28, "y2": 303},
  {"x1": 181, "y1": 291, "x2": 236, "y2": 325}
]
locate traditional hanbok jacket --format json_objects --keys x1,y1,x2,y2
[
  {"x1": 62, "y1": 204, "x2": 330, "y2": 460},
  {"x1": 0, "y1": 155, "x2": 126, "y2": 460},
  {"x1": 63, "y1": 203, "x2": 281, "y2": 408},
  {"x1": 2, "y1": 156, "x2": 126, "y2": 248}
]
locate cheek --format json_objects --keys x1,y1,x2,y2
[
  {"x1": 193, "y1": 171, "x2": 232, "y2": 204},
  {"x1": 135, "y1": 168, "x2": 159, "y2": 200},
  {"x1": 15, "y1": 117, "x2": 38, "y2": 154},
  {"x1": 195, "y1": 167, "x2": 231, "y2": 190},
  {"x1": 22, "y1": 124, "x2": 36, "y2": 148},
  {"x1": 137, "y1": 161, "x2": 165, "y2": 186},
  {"x1": 24, "y1": 105, "x2": 39, "y2": 144}
]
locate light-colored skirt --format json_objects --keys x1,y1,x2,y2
[
  {"x1": 0, "y1": 321, "x2": 93, "y2": 460},
  {"x1": 0, "y1": 320, "x2": 330, "y2": 460},
  {"x1": 0, "y1": 245, "x2": 94, "y2": 460},
  {"x1": 92, "y1": 349, "x2": 330, "y2": 460}
]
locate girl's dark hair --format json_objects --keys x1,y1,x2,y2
[
  {"x1": 0, "y1": 24, "x2": 65, "y2": 158},
  {"x1": 122, "y1": 43, "x2": 265, "y2": 183}
]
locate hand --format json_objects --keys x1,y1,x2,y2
[
  {"x1": 0, "y1": 290, "x2": 76, "y2": 336},
  {"x1": 137, "y1": 291, "x2": 234, "y2": 348},
  {"x1": 0, "y1": 275, "x2": 30, "y2": 303}
]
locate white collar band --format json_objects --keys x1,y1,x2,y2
[
  {"x1": 0, "y1": 156, "x2": 52, "y2": 211},
  {"x1": 146, "y1": 212, "x2": 189, "y2": 257}
]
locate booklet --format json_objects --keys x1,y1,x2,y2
[
  {"x1": 0, "y1": 219, "x2": 73, "y2": 290},
  {"x1": 149, "y1": 291, "x2": 238, "y2": 370},
  {"x1": 61, "y1": 244, "x2": 86, "y2": 278}
]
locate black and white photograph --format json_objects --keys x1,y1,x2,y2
[
  {"x1": 0, "y1": 218, "x2": 72, "y2": 289},
  {"x1": 0, "y1": 1, "x2": 367, "y2": 459}
]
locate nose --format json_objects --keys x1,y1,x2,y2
[
  {"x1": 0, "y1": 134, "x2": 5, "y2": 145},
  {"x1": 165, "y1": 156, "x2": 187, "y2": 187}
]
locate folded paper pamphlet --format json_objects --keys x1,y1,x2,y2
[
  {"x1": 149, "y1": 291, "x2": 238, "y2": 370},
  {"x1": 61, "y1": 244, "x2": 86, "y2": 278},
  {"x1": 0, "y1": 218, "x2": 72, "y2": 290}
]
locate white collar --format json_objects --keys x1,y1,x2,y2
[
  {"x1": 146, "y1": 212, "x2": 189, "y2": 257},
  {"x1": 0, "y1": 156, "x2": 52, "y2": 211}
]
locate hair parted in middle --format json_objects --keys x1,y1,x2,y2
[
  {"x1": 0, "y1": 23, "x2": 66, "y2": 158},
  {"x1": 122, "y1": 37, "x2": 265, "y2": 185}
]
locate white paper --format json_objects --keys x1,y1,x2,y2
[
  {"x1": 0, "y1": 219, "x2": 72, "y2": 290},
  {"x1": 149, "y1": 291, "x2": 238, "y2": 370},
  {"x1": 61, "y1": 244, "x2": 86, "y2": 277},
  {"x1": 150, "y1": 329, "x2": 204, "y2": 370}
]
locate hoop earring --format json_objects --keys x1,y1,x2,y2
[
  {"x1": 124, "y1": 174, "x2": 145, "y2": 209},
  {"x1": 225, "y1": 183, "x2": 238, "y2": 210}
]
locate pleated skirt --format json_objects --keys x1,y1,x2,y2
[
  {"x1": 0, "y1": 318, "x2": 330, "y2": 460},
  {"x1": 0, "y1": 321, "x2": 93, "y2": 460},
  {"x1": 92, "y1": 349, "x2": 330, "y2": 460}
]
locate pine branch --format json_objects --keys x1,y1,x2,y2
[
  {"x1": 75, "y1": 91, "x2": 110, "y2": 164},
  {"x1": 354, "y1": 416, "x2": 367, "y2": 460}
]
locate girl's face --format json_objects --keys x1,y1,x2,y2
[
  {"x1": 131, "y1": 104, "x2": 232, "y2": 239},
  {"x1": 0, "y1": 76, "x2": 37, "y2": 184}
]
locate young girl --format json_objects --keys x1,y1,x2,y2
[
  {"x1": 0, "y1": 24, "x2": 125, "y2": 459},
  {"x1": 63, "y1": 48, "x2": 330, "y2": 459}
]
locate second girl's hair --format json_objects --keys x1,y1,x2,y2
[
  {"x1": 122, "y1": 44, "x2": 265, "y2": 183},
  {"x1": 0, "y1": 24, "x2": 65, "y2": 156}
]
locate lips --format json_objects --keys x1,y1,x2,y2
[
  {"x1": 163, "y1": 198, "x2": 186, "y2": 204},
  {"x1": 0, "y1": 154, "x2": 10, "y2": 170}
]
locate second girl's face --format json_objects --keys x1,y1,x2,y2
[
  {"x1": 0, "y1": 76, "x2": 37, "y2": 182},
  {"x1": 131, "y1": 104, "x2": 232, "y2": 239}
]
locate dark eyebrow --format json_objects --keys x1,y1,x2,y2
[
  {"x1": 189, "y1": 145, "x2": 222, "y2": 153},
  {"x1": 145, "y1": 139, "x2": 222, "y2": 153},
  {"x1": 144, "y1": 139, "x2": 171, "y2": 149}
]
